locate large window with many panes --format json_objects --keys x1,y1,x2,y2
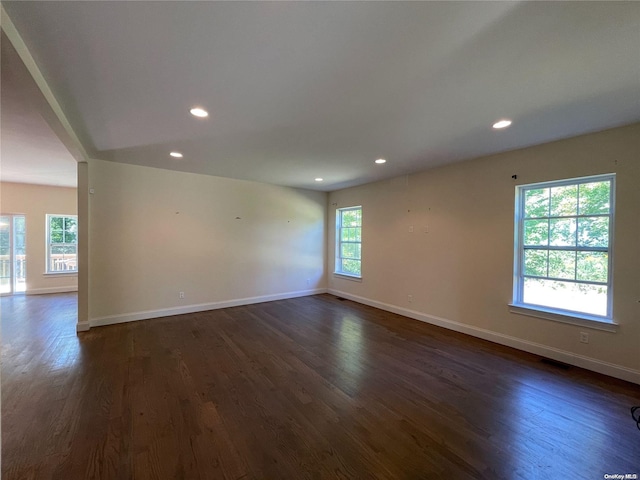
[
  {"x1": 513, "y1": 174, "x2": 614, "y2": 321},
  {"x1": 335, "y1": 206, "x2": 362, "y2": 278},
  {"x1": 46, "y1": 215, "x2": 78, "y2": 273}
]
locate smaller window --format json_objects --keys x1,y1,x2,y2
[
  {"x1": 335, "y1": 206, "x2": 362, "y2": 278},
  {"x1": 46, "y1": 215, "x2": 77, "y2": 273}
]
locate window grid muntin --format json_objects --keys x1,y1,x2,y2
[
  {"x1": 336, "y1": 206, "x2": 362, "y2": 276},
  {"x1": 515, "y1": 174, "x2": 614, "y2": 319},
  {"x1": 46, "y1": 214, "x2": 78, "y2": 273}
]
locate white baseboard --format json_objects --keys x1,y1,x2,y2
[
  {"x1": 76, "y1": 321, "x2": 90, "y2": 332},
  {"x1": 328, "y1": 289, "x2": 640, "y2": 385},
  {"x1": 27, "y1": 286, "x2": 78, "y2": 295},
  {"x1": 89, "y1": 288, "x2": 328, "y2": 329}
]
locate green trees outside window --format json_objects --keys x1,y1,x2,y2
[
  {"x1": 336, "y1": 207, "x2": 362, "y2": 277},
  {"x1": 47, "y1": 215, "x2": 78, "y2": 273},
  {"x1": 515, "y1": 175, "x2": 614, "y2": 319}
]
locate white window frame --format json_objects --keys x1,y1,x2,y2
[
  {"x1": 335, "y1": 206, "x2": 362, "y2": 279},
  {"x1": 511, "y1": 174, "x2": 616, "y2": 329},
  {"x1": 46, "y1": 214, "x2": 78, "y2": 274}
]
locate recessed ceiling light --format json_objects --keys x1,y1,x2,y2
[
  {"x1": 493, "y1": 119, "x2": 512, "y2": 129},
  {"x1": 170, "y1": 151, "x2": 183, "y2": 158},
  {"x1": 190, "y1": 107, "x2": 209, "y2": 118},
  {"x1": 315, "y1": 178, "x2": 324, "y2": 182},
  {"x1": 375, "y1": 158, "x2": 387, "y2": 164}
]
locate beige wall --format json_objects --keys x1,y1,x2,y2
[
  {"x1": 328, "y1": 123, "x2": 640, "y2": 381},
  {"x1": 0, "y1": 181, "x2": 78, "y2": 294},
  {"x1": 87, "y1": 159, "x2": 327, "y2": 324}
]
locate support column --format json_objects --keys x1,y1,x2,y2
[{"x1": 76, "y1": 161, "x2": 90, "y2": 332}]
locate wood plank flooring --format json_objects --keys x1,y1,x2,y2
[{"x1": 2, "y1": 293, "x2": 639, "y2": 479}]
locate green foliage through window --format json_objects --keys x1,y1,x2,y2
[
  {"x1": 336, "y1": 207, "x2": 362, "y2": 277},
  {"x1": 515, "y1": 175, "x2": 614, "y2": 318},
  {"x1": 47, "y1": 215, "x2": 78, "y2": 273}
]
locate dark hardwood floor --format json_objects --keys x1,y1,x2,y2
[{"x1": 2, "y1": 293, "x2": 639, "y2": 479}]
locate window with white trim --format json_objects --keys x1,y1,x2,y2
[
  {"x1": 513, "y1": 174, "x2": 614, "y2": 321},
  {"x1": 335, "y1": 206, "x2": 362, "y2": 278},
  {"x1": 46, "y1": 215, "x2": 78, "y2": 273}
]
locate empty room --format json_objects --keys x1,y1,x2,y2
[{"x1": 1, "y1": 2, "x2": 639, "y2": 479}]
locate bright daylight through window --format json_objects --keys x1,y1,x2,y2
[
  {"x1": 513, "y1": 175, "x2": 614, "y2": 321},
  {"x1": 336, "y1": 206, "x2": 362, "y2": 278},
  {"x1": 47, "y1": 215, "x2": 78, "y2": 273}
]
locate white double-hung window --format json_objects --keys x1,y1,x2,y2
[
  {"x1": 513, "y1": 174, "x2": 615, "y2": 323},
  {"x1": 335, "y1": 206, "x2": 362, "y2": 278},
  {"x1": 46, "y1": 214, "x2": 78, "y2": 273}
]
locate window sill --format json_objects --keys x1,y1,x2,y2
[
  {"x1": 508, "y1": 303, "x2": 618, "y2": 332},
  {"x1": 44, "y1": 272, "x2": 78, "y2": 277},
  {"x1": 333, "y1": 272, "x2": 362, "y2": 282}
]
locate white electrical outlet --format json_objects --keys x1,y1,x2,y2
[
  {"x1": 408, "y1": 294, "x2": 413, "y2": 303},
  {"x1": 409, "y1": 225, "x2": 414, "y2": 233},
  {"x1": 179, "y1": 292, "x2": 185, "y2": 299},
  {"x1": 579, "y1": 332, "x2": 589, "y2": 344}
]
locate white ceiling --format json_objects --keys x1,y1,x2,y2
[
  {"x1": 1, "y1": 34, "x2": 77, "y2": 188},
  {"x1": 2, "y1": 1, "x2": 640, "y2": 191}
]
